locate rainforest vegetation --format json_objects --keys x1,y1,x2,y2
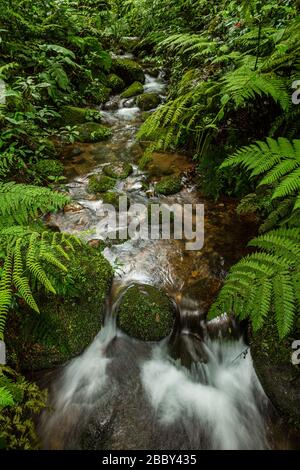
[{"x1": 0, "y1": 0, "x2": 300, "y2": 450}]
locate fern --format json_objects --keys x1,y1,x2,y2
[
  {"x1": 0, "y1": 183, "x2": 70, "y2": 227},
  {"x1": 209, "y1": 228, "x2": 300, "y2": 338}
]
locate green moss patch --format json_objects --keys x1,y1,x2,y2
[
  {"x1": 88, "y1": 174, "x2": 116, "y2": 193},
  {"x1": 6, "y1": 248, "x2": 113, "y2": 370},
  {"x1": 120, "y1": 81, "x2": 144, "y2": 99},
  {"x1": 76, "y1": 123, "x2": 112, "y2": 143},
  {"x1": 136, "y1": 93, "x2": 161, "y2": 111},
  {"x1": 103, "y1": 162, "x2": 133, "y2": 179},
  {"x1": 112, "y1": 58, "x2": 145, "y2": 85},
  {"x1": 34, "y1": 159, "x2": 64, "y2": 180},
  {"x1": 117, "y1": 284, "x2": 175, "y2": 341},
  {"x1": 107, "y1": 74, "x2": 126, "y2": 93},
  {"x1": 155, "y1": 175, "x2": 182, "y2": 195},
  {"x1": 59, "y1": 106, "x2": 101, "y2": 126}
]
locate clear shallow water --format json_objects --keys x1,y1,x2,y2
[{"x1": 38, "y1": 65, "x2": 299, "y2": 450}]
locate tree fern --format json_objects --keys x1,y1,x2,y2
[{"x1": 209, "y1": 228, "x2": 300, "y2": 338}]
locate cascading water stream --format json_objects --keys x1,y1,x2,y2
[{"x1": 38, "y1": 58, "x2": 279, "y2": 450}]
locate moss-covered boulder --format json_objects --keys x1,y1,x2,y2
[
  {"x1": 251, "y1": 319, "x2": 300, "y2": 430},
  {"x1": 107, "y1": 73, "x2": 126, "y2": 93},
  {"x1": 100, "y1": 192, "x2": 130, "y2": 210},
  {"x1": 112, "y1": 58, "x2": 145, "y2": 85},
  {"x1": 76, "y1": 123, "x2": 112, "y2": 143},
  {"x1": 136, "y1": 93, "x2": 161, "y2": 111},
  {"x1": 59, "y1": 106, "x2": 101, "y2": 126},
  {"x1": 155, "y1": 175, "x2": 182, "y2": 195},
  {"x1": 88, "y1": 174, "x2": 116, "y2": 193},
  {"x1": 103, "y1": 162, "x2": 133, "y2": 179},
  {"x1": 6, "y1": 248, "x2": 113, "y2": 370},
  {"x1": 117, "y1": 284, "x2": 175, "y2": 341},
  {"x1": 120, "y1": 81, "x2": 144, "y2": 99}
]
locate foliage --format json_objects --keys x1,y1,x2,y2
[{"x1": 0, "y1": 365, "x2": 47, "y2": 449}]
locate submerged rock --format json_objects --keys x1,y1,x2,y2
[
  {"x1": 6, "y1": 248, "x2": 113, "y2": 370},
  {"x1": 103, "y1": 162, "x2": 133, "y2": 179},
  {"x1": 76, "y1": 123, "x2": 112, "y2": 143},
  {"x1": 116, "y1": 283, "x2": 175, "y2": 341},
  {"x1": 136, "y1": 92, "x2": 161, "y2": 111},
  {"x1": 155, "y1": 175, "x2": 182, "y2": 195},
  {"x1": 112, "y1": 58, "x2": 145, "y2": 85},
  {"x1": 88, "y1": 174, "x2": 116, "y2": 193},
  {"x1": 120, "y1": 81, "x2": 144, "y2": 99}
]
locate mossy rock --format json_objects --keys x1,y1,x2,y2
[
  {"x1": 88, "y1": 174, "x2": 116, "y2": 193},
  {"x1": 34, "y1": 159, "x2": 64, "y2": 180},
  {"x1": 138, "y1": 153, "x2": 153, "y2": 171},
  {"x1": 103, "y1": 162, "x2": 133, "y2": 179},
  {"x1": 59, "y1": 106, "x2": 101, "y2": 126},
  {"x1": 112, "y1": 58, "x2": 145, "y2": 85},
  {"x1": 251, "y1": 319, "x2": 300, "y2": 430},
  {"x1": 100, "y1": 192, "x2": 130, "y2": 210},
  {"x1": 76, "y1": 123, "x2": 112, "y2": 143},
  {"x1": 6, "y1": 248, "x2": 113, "y2": 370},
  {"x1": 107, "y1": 74, "x2": 126, "y2": 93},
  {"x1": 136, "y1": 93, "x2": 161, "y2": 111},
  {"x1": 155, "y1": 176, "x2": 182, "y2": 195},
  {"x1": 120, "y1": 81, "x2": 144, "y2": 99},
  {"x1": 117, "y1": 284, "x2": 175, "y2": 341}
]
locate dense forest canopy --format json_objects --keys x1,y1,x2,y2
[{"x1": 0, "y1": 0, "x2": 299, "y2": 450}]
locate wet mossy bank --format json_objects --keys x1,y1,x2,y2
[
  {"x1": 6, "y1": 247, "x2": 113, "y2": 371},
  {"x1": 251, "y1": 319, "x2": 300, "y2": 430}
]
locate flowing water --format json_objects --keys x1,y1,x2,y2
[{"x1": 38, "y1": 62, "x2": 299, "y2": 450}]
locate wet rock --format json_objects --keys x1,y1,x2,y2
[
  {"x1": 103, "y1": 96, "x2": 119, "y2": 111},
  {"x1": 63, "y1": 202, "x2": 83, "y2": 213},
  {"x1": 76, "y1": 123, "x2": 112, "y2": 143},
  {"x1": 70, "y1": 147, "x2": 84, "y2": 157},
  {"x1": 120, "y1": 81, "x2": 144, "y2": 99},
  {"x1": 6, "y1": 247, "x2": 113, "y2": 370},
  {"x1": 107, "y1": 73, "x2": 126, "y2": 93},
  {"x1": 111, "y1": 58, "x2": 145, "y2": 85},
  {"x1": 116, "y1": 283, "x2": 175, "y2": 341},
  {"x1": 136, "y1": 92, "x2": 161, "y2": 111},
  {"x1": 103, "y1": 162, "x2": 133, "y2": 179},
  {"x1": 155, "y1": 175, "x2": 182, "y2": 195}
]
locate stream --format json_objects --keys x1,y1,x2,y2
[{"x1": 37, "y1": 60, "x2": 298, "y2": 450}]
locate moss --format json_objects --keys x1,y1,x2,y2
[
  {"x1": 112, "y1": 58, "x2": 145, "y2": 85},
  {"x1": 34, "y1": 159, "x2": 64, "y2": 179},
  {"x1": 120, "y1": 81, "x2": 144, "y2": 99},
  {"x1": 107, "y1": 73, "x2": 125, "y2": 93},
  {"x1": 6, "y1": 247, "x2": 113, "y2": 370},
  {"x1": 84, "y1": 82, "x2": 111, "y2": 104},
  {"x1": 103, "y1": 162, "x2": 133, "y2": 179},
  {"x1": 100, "y1": 192, "x2": 130, "y2": 210},
  {"x1": 88, "y1": 174, "x2": 116, "y2": 193},
  {"x1": 136, "y1": 93, "x2": 161, "y2": 111},
  {"x1": 117, "y1": 284, "x2": 175, "y2": 341},
  {"x1": 138, "y1": 153, "x2": 153, "y2": 171},
  {"x1": 155, "y1": 175, "x2": 182, "y2": 195},
  {"x1": 76, "y1": 123, "x2": 112, "y2": 143},
  {"x1": 251, "y1": 318, "x2": 300, "y2": 429},
  {"x1": 59, "y1": 106, "x2": 101, "y2": 126}
]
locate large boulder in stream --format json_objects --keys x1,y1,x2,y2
[
  {"x1": 120, "y1": 81, "x2": 144, "y2": 99},
  {"x1": 59, "y1": 106, "x2": 102, "y2": 126},
  {"x1": 111, "y1": 58, "x2": 145, "y2": 85},
  {"x1": 116, "y1": 284, "x2": 175, "y2": 341},
  {"x1": 155, "y1": 175, "x2": 182, "y2": 195},
  {"x1": 107, "y1": 73, "x2": 126, "y2": 93},
  {"x1": 5, "y1": 247, "x2": 113, "y2": 370},
  {"x1": 88, "y1": 174, "x2": 116, "y2": 193},
  {"x1": 136, "y1": 92, "x2": 161, "y2": 111}
]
